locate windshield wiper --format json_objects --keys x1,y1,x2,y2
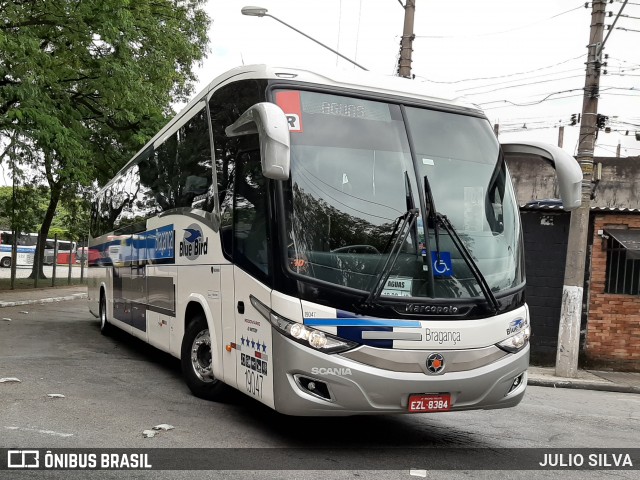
[
  {"x1": 365, "y1": 208, "x2": 419, "y2": 305},
  {"x1": 380, "y1": 172, "x2": 417, "y2": 255},
  {"x1": 423, "y1": 175, "x2": 500, "y2": 314},
  {"x1": 404, "y1": 172, "x2": 420, "y2": 252}
]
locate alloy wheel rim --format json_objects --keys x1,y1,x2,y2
[{"x1": 191, "y1": 329, "x2": 214, "y2": 383}]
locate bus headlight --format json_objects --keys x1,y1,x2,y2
[
  {"x1": 497, "y1": 323, "x2": 531, "y2": 353},
  {"x1": 250, "y1": 295, "x2": 357, "y2": 354}
]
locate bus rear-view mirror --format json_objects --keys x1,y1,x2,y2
[
  {"x1": 501, "y1": 141, "x2": 583, "y2": 210},
  {"x1": 225, "y1": 102, "x2": 291, "y2": 181}
]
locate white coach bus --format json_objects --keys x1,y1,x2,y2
[
  {"x1": 88, "y1": 65, "x2": 581, "y2": 415},
  {"x1": 0, "y1": 231, "x2": 37, "y2": 267}
]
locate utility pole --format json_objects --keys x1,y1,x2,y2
[
  {"x1": 556, "y1": 0, "x2": 607, "y2": 377},
  {"x1": 397, "y1": 0, "x2": 416, "y2": 78}
]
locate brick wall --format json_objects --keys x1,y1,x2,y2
[{"x1": 586, "y1": 214, "x2": 640, "y2": 371}]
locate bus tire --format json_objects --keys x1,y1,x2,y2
[
  {"x1": 99, "y1": 290, "x2": 113, "y2": 336},
  {"x1": 181, "y1": 315, "x2": 226, "y2": 401},
  {"x1": 0, "y1": 257, "x2": 10, "y2": 268}
]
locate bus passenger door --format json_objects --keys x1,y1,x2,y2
[{"x1": 231, "y1": 151, "x2": 275, "y2": 408}]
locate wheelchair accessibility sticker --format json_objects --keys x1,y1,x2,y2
[{"x1": 431, "y1": 252, "x2": 453, "y2": 277}]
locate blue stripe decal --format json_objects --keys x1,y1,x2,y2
[
  {"x1": 89, "y1": 224, "x2": 175, "y2": 266},
  {"x1": 304, "y1": 318, "x2": 422, "y2": 328},
  {"x1": 0, "y1": 245, "x2": 36, "y2": 254}
]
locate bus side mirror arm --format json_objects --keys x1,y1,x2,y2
[
  {"x1": 225, "y1": 102, "x2": 291, "y2": 181},
  {"x1": 501, "y1": 141, "x2": 583, "y2": 210}
]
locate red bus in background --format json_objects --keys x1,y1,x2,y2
[{"x1": 43, "y1": 239, "x2": 78, "y2": 265}]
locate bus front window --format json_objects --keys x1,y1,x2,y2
[{"x1": 279, "y1": 89, "x2": 523, "y2": 301}]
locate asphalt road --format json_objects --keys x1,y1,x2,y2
[{"x1": 1, "y1": 300, "x2": 639, "y2": 479}]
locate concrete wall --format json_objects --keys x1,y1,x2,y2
[{"x1": 507, "y1": 155, "x2": 640, "y2": 208}]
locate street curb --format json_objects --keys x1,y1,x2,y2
[
  {"x1": 528, "y1": 377, "x2": 640, "y2": 395},
  {"x1": 0, "y1": 293, "x2": 87, "y2": 308}
]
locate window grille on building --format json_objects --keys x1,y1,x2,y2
[{"x1": 605, "y1": 229, "x2": 640, "y2": 295}]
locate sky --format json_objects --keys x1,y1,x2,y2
[{"x1": 192, "y1": 0, "x2": 640, "y2": 158}]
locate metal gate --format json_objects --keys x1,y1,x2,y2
[{"x1": 521, "y1": 209, "x2": 570, "y2": 365}]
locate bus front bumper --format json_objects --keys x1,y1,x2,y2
[{"x1": 272, "y1": 331, "x2": 529, "y2": 416}]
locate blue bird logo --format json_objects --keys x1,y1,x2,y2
[
  {"x1": 183, "y1": 228, "x2": 202, "y2": 243},
  {"x1": 507, "y1": 318, "x2": 526, "y2": 335}
]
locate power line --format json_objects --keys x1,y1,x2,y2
[
  {"x1": 415, "y1": 54, "x2": 585, "y2": 84},
  {"x1": 610, "y1": 120, "x2": 640, "y2": 127},
  {"x1": 606, "y1": 57, "x2": 640, "y2": 67},
  {"x1": 479, "y1": 91, "x2": 585, "y2": 109},
  {"x1": 415, "y1": 4, "x2": 584, "y2": 38},
  {"x1": 599, "y1": 86, "x2": 640, "y2": 94},
  {"x1": 600, "y1": 144, "x2": 640, "y2": 151},
  {"x1": 456, "y1": 68, "x2": 585, "y2": 92},
  {"x1": 462, "y1": 75, "x2": 584, "y2": 97},
  {"x1": 597, "y1": 145, "x2": 620, "y2": 155},
  {"x1": 614, "y1": 26, "x2": 640, "y2": 32},
  {"x1": 601, "y1": 92, "x2": 640, "y2": 96}
]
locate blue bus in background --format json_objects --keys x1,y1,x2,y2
[{"x1": 0, "y1": 231, "x2": 37, "y2": 268}]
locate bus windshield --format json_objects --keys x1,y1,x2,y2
[{"x1": 279, "y1": 89, "x2": 523, "y2": 301}]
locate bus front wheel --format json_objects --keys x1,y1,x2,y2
[
  {"x1": 181, "y1": 315, "x2": 227, "y2": 401},
  {"x1": 0, "y1": 257, "x2": 11, "y2": 268}
]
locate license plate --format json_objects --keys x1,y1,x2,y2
[{"x1": 408, "y1": 394, "x2": 452, "y2": 413}]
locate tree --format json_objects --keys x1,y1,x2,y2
[
  {"x1": 0, "y1": 0, "x2": 210, "y2": 278},
  {"x1": 0, "y1": 185, "x2": 46, "y2": 234},
  {"x1": 0, "y1": 183, "x2": 92, "y2": 242}
]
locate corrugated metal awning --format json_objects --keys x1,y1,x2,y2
[{"x1": 606, "y1": 229, "x2": 640, "y2": 260}]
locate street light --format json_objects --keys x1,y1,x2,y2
[
  {"x1": 241, "y1": 6, "x2": 368, "y2": 71},
  {"x1": 241, "y1": 6, "x2": 268, "y2": 17}
]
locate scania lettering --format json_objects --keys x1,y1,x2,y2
[{"x1": 88, "y1": 65, "x2": 582, "y2": 415}]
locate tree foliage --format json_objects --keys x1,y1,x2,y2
[
  {"x1": 0, "y1": 0, "x2": 210, "y2": 277},
  {"x1": 0, "y1": 185, "x2": 47, "y2": 234},
  {"x1": 0, "y1": 185, "x2": 92, "y2": 240}
]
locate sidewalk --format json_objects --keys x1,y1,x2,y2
[
  {"x1": 0, "y1": 285, "x2": 87, "y2": 308},
  {"x1": 527, "y1": 366, "x2": 640, "y2": 394},
  {"x1": 1, "y1": 286, "x2": 639, "y2": 394}
]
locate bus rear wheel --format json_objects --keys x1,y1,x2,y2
[
  {"x1": 181, "y1": 315, "x2": 227, "y2": 401},
  {"x1": 0, "y1": 257, "x2": 11, "y2": 268}
]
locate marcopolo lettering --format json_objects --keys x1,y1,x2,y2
[
  {"x1": 405, "y1": 304, "x2": 459, "y2": 314},
  {"x1": 179, "y1": 224, "x2": 208, "y2": 261}
]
